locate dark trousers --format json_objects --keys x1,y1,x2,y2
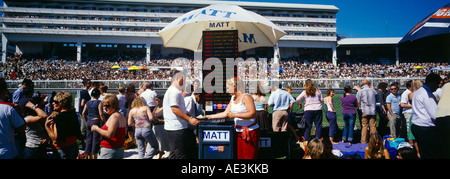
[
  {"x1": 304, "y1": 110, "x2": 323, "y2": 141},
  {"x1": 411, "y1": 124, "x2": 444, "y2": 159},
  {"x1": 85, "y1": 119, "x2": 101, "y2": 154},
  {"x1": 436, "y1": 116, "x2": 450, "y2": 159},
  {"x1": 166, "y1": 128, "x2": 197, "y2": 159},
  {"x1": 376, "y1": 104, "x2": 388, "y2": 137},
  {"x1": 326, "y1": 111, "x2": 338, "y2": 138}
]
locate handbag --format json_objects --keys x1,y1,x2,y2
[{"x1": 292, "y1": 110, "x2": 306, "y2": 129}]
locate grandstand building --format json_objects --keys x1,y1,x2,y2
[{"x1": 0, "y1": 0, "x2": 339, "y2": 63}]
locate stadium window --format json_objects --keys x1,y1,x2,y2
[
  {"x1": 101, "y1": 44, "x2": 107, "y2": 48},
  {"x1": 82, "y1": 44, "x2": 86, "y2": 47},
  {"x1": 132, "y1": 45, "x2": 137, "y2": 48},
  {"x1": 63, "y1": 44, "x2": 67, "y2": 47},
  {"x1": 127, "y1": 45, "x2": 130, "y2": 48},
  {"x1": 69, "y1": 44, "x2": 75, "y2": 47},
  {"x1": 114, "y1": 45, "x2": 118, "y2": 48},
  {"x1": 96, "y1": 44, "x2": 99, "y2": 47},
  {"x1": 346, "y1": 50, "x2": 351, "y2": 56},
  {"x1": 137, "y1": 45, "x2": 143, "y2": 48},
  {"x1": 107, "y1": 44, "x2": 112, "y2": 48}
]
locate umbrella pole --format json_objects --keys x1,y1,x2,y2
[
  {"x1": 273, "y1": 43, "x2": 280, "y2": 64},
  {"x1": 395, "y1": 46, "x2": 399, "y2": 66}
]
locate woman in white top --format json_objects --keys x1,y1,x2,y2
[{"x1": 206, "y1": 78, "x2": 260, "y2": 159}]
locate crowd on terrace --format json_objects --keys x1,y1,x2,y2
[{"x1": 1, "y1": 54, "x2": 448, "y2": 81}]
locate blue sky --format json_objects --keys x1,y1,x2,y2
[{"x1": 229, "y1": 0, "x2": 448, "y2": 38}]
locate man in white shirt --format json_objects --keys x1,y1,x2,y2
[
  {"x1": 163, "y1": 71, "x2": 199, "y2": 159},
  {"x1": 140, "y1": 83, "x2": 157, "y2": 111},
  {"x1": 400, "y1": 80, "x2": 412, "y2": 138},
  {"x1": 411, "y1": 73, "x2": 442, "y2": 159},
  {"x1": 0, "y1": 78, "x2": 26, "y2": 159}
]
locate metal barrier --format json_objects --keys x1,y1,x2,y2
[{"x1": 5, "y1": 78, "x2": 424, "y2": 90}]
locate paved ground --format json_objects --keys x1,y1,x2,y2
[{"x1": 123, "y1": 146, "x2": 170, "y2": 159}]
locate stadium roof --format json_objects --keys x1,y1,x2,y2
[
  {"x1": 38, "y1": 0, "x2": 339, "y2": 12},
  {"x1": 337, "y1": 37, "x2": 402, "y2": 46}
]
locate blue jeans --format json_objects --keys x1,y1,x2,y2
[
  {"x1": 342, "y1": 113, "x2": 356, "y2": 142},
  {"x1": 135, "y1": 127, "x2": 159, "y2": 159},
  {"x1": 22, "y1": 145, "x2": 47, "y2": 159}
]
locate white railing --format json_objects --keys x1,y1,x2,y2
[
  {"x1": 0, "y1": 27, "x2": 159, "y2": 37},
  {"x1": 5, "y1": 78, "x2": 425, "y2": 90}
]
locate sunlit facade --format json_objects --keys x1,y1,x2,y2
[{"x1": 0, "y1": 0, "x2": 339, "y2": 63}]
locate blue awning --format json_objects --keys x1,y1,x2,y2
[{"x1": 398, "y1": 3, "x2": 450, "y2": 45}]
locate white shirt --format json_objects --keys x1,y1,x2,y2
[
  {"x1": 163, "y1": 86, "x2": 188, "y2": 131},
  {"x1": 231, "y1": 94, "x2": 259, "y2": 132},
  {"x1": 400, "y1": 89, "x2": 412, "y2": 114},
  {"x1": 140, "y1": 89, "x2": 157, "y2": 107},
  {"x1": 412, "y1": 86, "x2": 438, "y2": 127},
  {"x1": 0, "y1": 102, "x2": 25, "y2": 159}
]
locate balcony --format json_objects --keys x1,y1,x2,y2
[
  {"x1": 0, "y1": 7, "x2": 183, "y2": 19},
  {"x1": 0, "y1": 17, "x2": 169, "y2": 28},
  {"x1": 0, "y1": 27, "x2": 160, "y2": 37},
  {"x1": 266, "y1": 16, "x2": 336, "y2": 24},
  {"x1": 279, "y1": 26, "x2": 336, "y2": 33},
  {"x1": 280, "y1": 35, "x2": 336, "y2": 42}
]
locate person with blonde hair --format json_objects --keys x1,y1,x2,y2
[
  {"x1": 296, "y1": 79, "x2": 323, "y2": 142},
  {"x1": 364, "y1": 134, "x2": 390, "y2": 159},
  {"x1": 407, "y1": 79, "x2": 423, "y2": 158},
  {"x1": 207, "y1": 77, "x2": 260, "y2": 159},
  {"x1": 91, "y1": 94, "x2": 127, "y2": 159},
  {"x1": 302, "y1": 138, "x2": 324, "y2": 159},
  {"x1": 252, "y1": 82, "x2": 269, "y2": 131},
  {"x1": 127, "y1": 97, "x2": 159, "y2": 159},
  {"x1": 45, "y1": 91, "x2": 82, "y2": 159}
]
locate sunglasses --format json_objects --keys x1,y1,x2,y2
[
  {"x1": 104, "y1": 104, "x2": 111, "y2": 107},
  {"x1": 390, "y1": 88, "x2": 397, "y2": 91}
]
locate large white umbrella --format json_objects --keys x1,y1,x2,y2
[{"x1": 158, "y1": 4, "x2": 286, "y2": 52}]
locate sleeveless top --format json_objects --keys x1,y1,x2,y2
[
  {"x1": 325, "y1": 99, "x2": 335, "y2": 112},
  {"x1": 86, "y1": 100, "x2": 101, "y2": 120},
  {"x1": 230, "y1": 94, "x2": 259, "y2": 132},
  {"x1": 100, "y1": 123, "x2": 126, "y2": 148},
  {"x1": 133, "y1": 114, "x2": 151, "y2": 128}
]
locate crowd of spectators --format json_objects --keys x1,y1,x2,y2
[{"x1": 1, "y1": 54, "x2": 448, "y2": 81}]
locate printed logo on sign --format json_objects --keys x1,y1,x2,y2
[
  {"x1": 259, "y1": 137, "x2": 271, "y2": 148},
  {"x1": 432, "y1": 8, "x2": 450, "y2": 18},
  {"x1": 209, "y1": 145, "x2": 225, "y2": 152},
  {"x1": 203, "y1": 130, "x2": 230, "y2": 142}
]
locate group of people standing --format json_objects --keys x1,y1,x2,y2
[
  {"x1": 1, "y1": 70, "x2": 449, "y2": 159},
  {"x1": 243, "y1": 72, "x2": 450, "y2": 159}
]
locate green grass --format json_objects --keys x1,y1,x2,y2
[{"x1": 267, "y1": 93, "x2": 363, "y2": 130}]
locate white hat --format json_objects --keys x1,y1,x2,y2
[{"x1": 397, "y1": 142, "x2": 413, "y2": 150}]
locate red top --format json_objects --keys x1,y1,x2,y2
[{"x1": 100, "y1": 124, "x2": 126, "y2": 148}]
